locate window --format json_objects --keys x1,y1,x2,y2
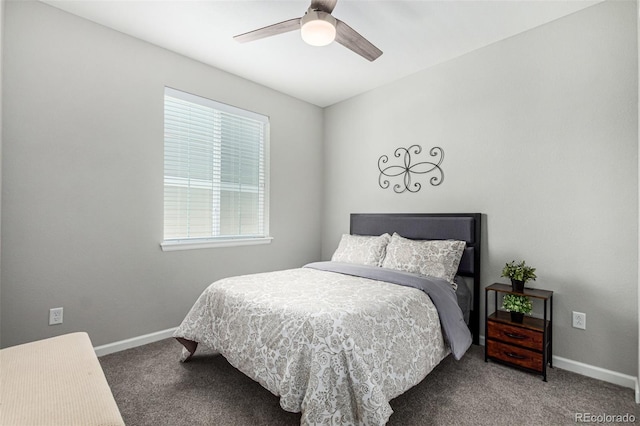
[{"x1": 161, "y1": 87, "x2": 270, "y2": 251}]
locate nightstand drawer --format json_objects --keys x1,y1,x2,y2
[
  {"x1": 487, "y1": 321, "x2": 543, "y2": 351},
  {"x1": 487, "y1": 340, "x2": 543, "y2": 372}
]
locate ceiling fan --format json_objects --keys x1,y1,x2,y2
[{"x1": 233, "y1": 0, "x2": 383, "y2": 62}]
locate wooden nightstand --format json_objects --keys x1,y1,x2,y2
[{"x1": 485, "y1": 283, "x2": 553, "y2": 381}]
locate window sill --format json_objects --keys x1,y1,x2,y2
[{"x1": 160, "y1": 237, "x2": 273, "y2": 252}]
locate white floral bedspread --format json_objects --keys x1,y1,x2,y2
[{"x1": 174, "y1": 267, "x2": 449, "y2": 425}]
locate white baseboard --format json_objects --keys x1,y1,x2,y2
[
  {"x1": 552, "y1": 355, "x2": 636, "y2": 390},
  {"x1": 478, "y1": 334, "x2": 637, "y2": 392},
  {"x1": 94, "y1": 327, "x2": 177, "y2": 357}
]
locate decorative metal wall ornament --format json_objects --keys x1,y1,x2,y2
[{"x1": 378, "y1": 145, "x2": 444, "y2": 193}]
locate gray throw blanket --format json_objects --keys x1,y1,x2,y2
[{"x1": 304, "y1": 261, "x2": 472, "y2": 360}]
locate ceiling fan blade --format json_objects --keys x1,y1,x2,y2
[
  {"x1": 335, "y1": 19, "x2": 382, "y2": 62},
  {"x1": 234, "y1": 18, "x2": 301, "y2": 43},
  {"x1": 310, "y1": 0, "x2": 337, "y2": 13}
]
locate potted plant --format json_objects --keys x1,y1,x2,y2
[
  {"x1": 501, "y1": 260, "x2": 537, "y2": 292},
  {"x1": 502, "y1": 294, "x2": 533, "y2": 323}
]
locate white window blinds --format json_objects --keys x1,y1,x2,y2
[{"x1": 163, "y1": 87, "x2": 269, "y2": 246}]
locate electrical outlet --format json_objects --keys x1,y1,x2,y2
[
  {"x1": 49, "y1": 307, "x2": 63, "y2": 325},
  {"x1": 572, "y1": 311, "x2": 586, "y2": 330}
]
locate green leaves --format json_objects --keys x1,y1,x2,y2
[
  {"x1": 501, "y1": 260, "x2": 537, "y2": 283},
  {"x1": 502, "y1": 294, "x2": 533, "y2": 314}
]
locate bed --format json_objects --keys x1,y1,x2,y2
[{"x1": 174, "y1": 213, "x2": 481, "y2": 425}]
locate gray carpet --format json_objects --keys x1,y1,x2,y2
[{"x1": 99, "y1": 339, "x2": 638, "y2": 425}]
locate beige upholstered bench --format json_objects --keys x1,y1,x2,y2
[{"x1": 0, "y1": 332, "x2": 125, "y2": 426}]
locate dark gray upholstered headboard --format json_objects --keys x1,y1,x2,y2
[{"x1": 350, "y1": 213, "x2": 481, "y2": 345}]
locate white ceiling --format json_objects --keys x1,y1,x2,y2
[{"x1": 41, "y1": 0, "x2": 601, "y2": 107}]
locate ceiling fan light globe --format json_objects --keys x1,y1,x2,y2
[
  {"x1": 300, "y1": 10, "x2": 336, "y2": 47},
  {"x1": 301, "y1": 20, "x2": 336, "y2": 46}
]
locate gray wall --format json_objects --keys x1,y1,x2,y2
[
  {"x1": 1, "y1": 0, "x2": 638, "y2": 380},
  {"x1": 1, "y1": 1, "x2": 324, "y2": 347},
  {"x1": 323, "y1": 0, "x2": 638, "y2": 375}
]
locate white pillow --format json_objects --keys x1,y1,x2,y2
[
  {"x1": 381, "y1": 233, "x2": 466, "y2": 286},
  {"x1": 331, "y1": 233, "x2": 391, "y2": 267}
]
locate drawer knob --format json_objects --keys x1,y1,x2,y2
[
  {"x1": 504, "y1": 332, "x2": 526, "y2": 340},
  {"x1": 504, "y1": 351, "x2": 526, "y2": 360}
]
